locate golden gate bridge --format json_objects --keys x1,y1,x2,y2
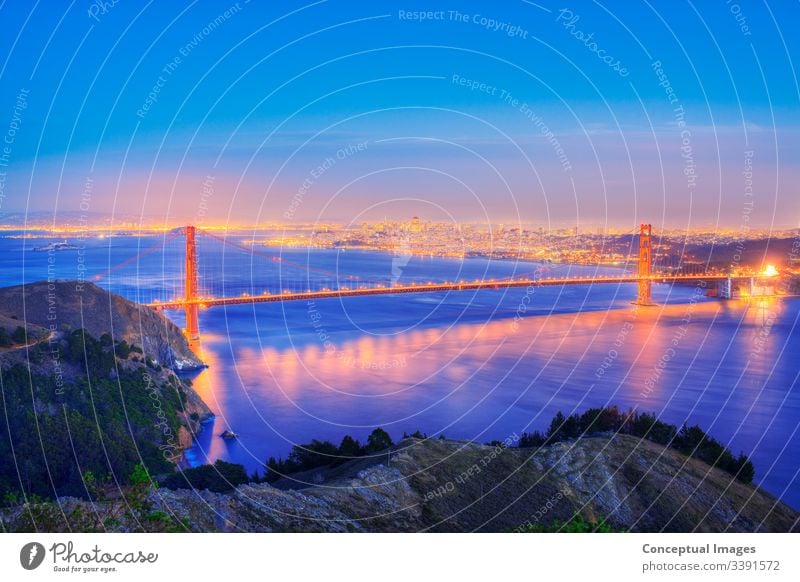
[{"x1": 93, "y1": 224, "x2": 767, "y2": 341}]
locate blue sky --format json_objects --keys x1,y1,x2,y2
[{"x1": 0, "y1": 0, "x2": 797, "y2": 229}]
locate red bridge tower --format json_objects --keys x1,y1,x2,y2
[
  {"x1": 635, "y1": 223, "x2": 653, "y2": 306},
  {"x1": 184, "y1": 225, "x2": 200, "y2": 341}
]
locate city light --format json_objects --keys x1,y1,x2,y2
[{"x1": 763, "y1": 264, "x2": 779, "y2": 277}]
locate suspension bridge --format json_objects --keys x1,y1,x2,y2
[{"x1": 93, "y1": 224, "x2": 768, "y2": 341}]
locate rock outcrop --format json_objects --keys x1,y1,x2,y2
[
  {"x1": 0, "y1": 280, "x2": 203, "y2": 370},
  {"x1": 157, "y1": 436, "x2": 799, "y2": 532}
]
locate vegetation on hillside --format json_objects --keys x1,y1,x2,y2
[
  {"x1": 264, "y1": 428, "x2": 394, "y2": 481},
  {"x1": 161, "y1": 460, "x2": 250, "y2": 492},
  {"x1": 0, "y1": 329, "x2": 189, "y2": 504},
  {"x1": 518, "y1": 406, "x2": 755, "y2": 483},
  {"x1": 518, "y1": 513, "x2": 618, "y2": 533},
  {"x1": 7, "y1": 463, "x2": 189, "y2": 533},
  {"x1": 257, "y1": 408, "x2": 753, "y2": 488},
  {"x1": 0, "y1": 325, "x2": 35, "y2": 347},
  {"x1": 1, "y1": 399, "x2": 779, "y2": 533}
]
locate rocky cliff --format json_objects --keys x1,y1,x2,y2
[
  {"x1": 0, "y1": 280, "x2": 202, "y2": 370},
  {"x1": 157, "y1": 435, "x2": 797, "y2": 532}
]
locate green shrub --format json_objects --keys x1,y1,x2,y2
[
  {"x1": 161, "y1": 460, "x2": 249, "y2": 492},
  {"x1": 519, "y1": 513, "x2": 618, "y2": 533},
  {"x1": 11, "y1": 326, "x2": 26, "y2": 344}
]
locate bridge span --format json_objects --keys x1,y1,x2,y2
[
  {"x1": 95, "y1": 222, "x2": 770, "y2": 341},
  {"x1": 147, "y1": 273, "x2": 735, "y2": 311}
]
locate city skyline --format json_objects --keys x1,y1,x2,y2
[{"x1": 3, "y1": 211, "x2": 799, "y2": 236}]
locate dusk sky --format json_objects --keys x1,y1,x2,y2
[{"x1": 0, "y1": 1, "x2": 798, "y2": 229}]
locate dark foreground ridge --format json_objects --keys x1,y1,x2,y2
[{"x1": 3, "y1": 433, "x2": 797, "y2": 533}]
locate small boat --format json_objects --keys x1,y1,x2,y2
[
  {"x1": 33, "y1": 240, "x2": 80, "y2": 252},
  {"x1": 220, "y1": 429, "x2": 239, "y2": 439}
]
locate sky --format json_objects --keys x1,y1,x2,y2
[{"x1": 0, "y1": 0, "x2": 798, "y2": 230}]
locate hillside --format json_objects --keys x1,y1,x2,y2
[
  {"x1": 0, "y1": 281, "x2": 212, "y2": 502},
  {"x1": 3, "y1": 435, "x2": 796, "y2": 532},
  {"x1": 0, "y1": 281, "x2": 202, "y2": 370}
]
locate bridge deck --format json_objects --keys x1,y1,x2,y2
[{"x1": 147, "y1": 274, "x2": 737, "y2": 310}]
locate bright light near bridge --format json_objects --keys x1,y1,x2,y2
[{"x1": 762, "y1": 264, "x2": 779, "y2": 277}]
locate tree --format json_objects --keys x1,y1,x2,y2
[
  {"x1": 733, "y1": 454, "x2": 755, "y2": 484},
  {"x1": 11, "y1": 326, "x2": 26, "y2": 344},
  {"x1": 130, "y1": 463, "x2": 153, "y2": 487},
  {"x1": 264, "y1": 456, "x2": 284, "y2": 482},
  {"x1": 82, "y1": 471, "x2": 97, "y2": 497},
  {"x1": 579, "y1": 406, "x2": 622, "y2": 434},
  {"x1": 338, "y1": 435, "x2": 363, "y2": 458},
  {"x1": 546, "y1": 411, "x2": 566, "y2": 440},
  {"x1": 519, "y1": 431, "x2": 546, "y2": 448},
  {"x1": 116, "y1": 340, "x2": 132, "y2": 358},
  {"x1": 631, "y1": 412, "x2": 676, "y2": 445},
  {"x1": 0, "y1": 327, "x2": 11, "y2": 347},
  {"x1": 519, "y1": 513, "x2": 618, "y2": 533},
  {"x1": 288, "y1": 439, "x2": 338, "y2": 470},
  {"x1": 366, "y1": 428, "x2": 394, "y2": 453}
]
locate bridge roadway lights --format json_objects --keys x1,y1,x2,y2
[{"x1": 146, "y1": 275, "x2": 740, "y2": 313}]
